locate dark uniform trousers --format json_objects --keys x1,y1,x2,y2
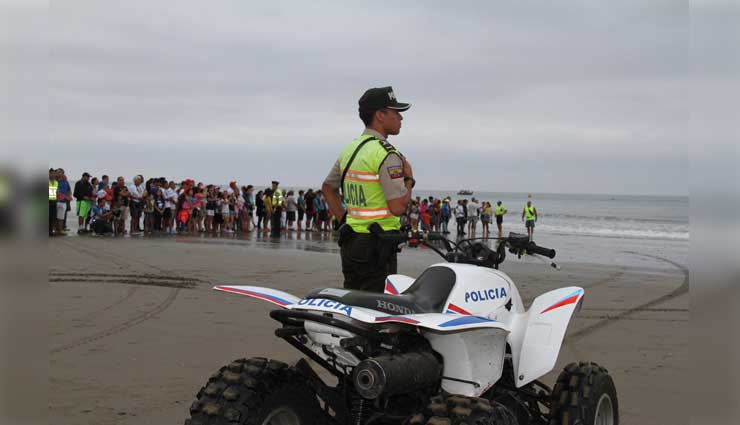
[
  {"x1": 271, "y1": 208, "x2": 282, "y2": 237},
  {"x1": 340, "y1": 232, "x2": 397, "y2": 292}
]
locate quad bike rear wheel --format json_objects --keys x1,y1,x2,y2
[
  {"x1": 408, "y1": 394, "x2": 517, "y2": 425},
  {"x1": 186, "y1": 357, "x2": 322, "y2": 425},
  {"x1": 549, "y1": 362, "x2": 618, "y2": 425}
]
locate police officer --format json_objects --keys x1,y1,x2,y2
[
  {"x1": 521, "y1": 200, "x2": 538, "y2": 241},
  {"x1": 322, "y1": 86, "x2": 414, "y2": 292},
  {"x1": 270, "y1": 180, "x2": 284, "y2": 238}
]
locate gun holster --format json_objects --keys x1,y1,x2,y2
[
  {"x1": 367, "y1": 223, "x2": 398, "y2": 268},
  {"x1": 337, "y1": 223, "x2": 354, "y2": 247}
]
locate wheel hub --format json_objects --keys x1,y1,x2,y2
[
  {"x1": 594, "y1": 393, "x2": 614, "y2": 425},
  {"x1": 261, "y1": 406, "x2": 302, "y2": 425}
]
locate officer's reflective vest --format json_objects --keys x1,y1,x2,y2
[
  {"x1": 271, "y1": 189, "x2": 284, "y2": 209},
  {"x1": 495, "y1": 205, "x2": 507, "y2": 216},
  {"x1": 49, "y1": 180, "x2": 58, "y2": 201},
  {"x1": 524, "y1": 205, "x2": 536, "y2": 220},
  {"x1": 339, "y1": 135, "x2": 401, "y2": 233}
]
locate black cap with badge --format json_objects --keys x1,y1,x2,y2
[{"x1": 358, "y1": 86, "x2": 411, "y2": 112}]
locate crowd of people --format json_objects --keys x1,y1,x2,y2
[
  {"x1": 48, "y1": 169, "x2": 346, "y2": 238},
  {"x1": 403, "y1": 196, "x2": 510, "y2": 238},
  {"x1": 49, "y1": 168, "x2": 525, "y2": 240}
]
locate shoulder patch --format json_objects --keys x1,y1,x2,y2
[
  {"x1": 387, "y1": 165, "x2": 404, "y2": 179},
  {"x1": 378, "y1": 139, "x2": 398, "y2": 153}
]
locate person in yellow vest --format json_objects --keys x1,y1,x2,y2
[
  {"x1": 495, "y1": 200, "x2": 508, "y2": 239},
  {"x1": 521, "y1": 200, "x2": 538, "y2": 241},
  {"x1": 270, "y1": 180, "x2": 284, "y2": 238},
  {"x1": 49, "y1": 168, "x2": 59, "y2": 236},
  {"x1": 322, "y1": 86, "x2": 414, "y2": 292}
]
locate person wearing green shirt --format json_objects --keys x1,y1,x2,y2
[
  {"x1": 495, "y1": 200, "x2": 508, "y2": 238},
  {"x1": 521, "y1": 200, "x2": 538, "y2": 241}
]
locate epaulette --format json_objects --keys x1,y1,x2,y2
[{"x1": 378, "y1": 139, "x2": 398, "y2": 153}]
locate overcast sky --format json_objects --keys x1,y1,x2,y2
[{"x1": 7, "y1": 1, "x2": 704, "y2": 194}]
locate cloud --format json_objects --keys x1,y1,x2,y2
[{"x1": 2, "y1": 0, "x2": 700, "y2": 194}]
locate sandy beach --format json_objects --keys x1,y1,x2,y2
[{"x1": 49, "y1": 234, "x2": 688, "y2": 425}]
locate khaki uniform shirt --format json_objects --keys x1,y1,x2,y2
[{"x1": 323, "y1": 129, "x2": 408, "y2": 200}]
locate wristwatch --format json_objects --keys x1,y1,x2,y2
[{"x1": 403, "y1": 176, "x2": 416, "y2": 188}]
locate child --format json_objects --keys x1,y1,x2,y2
[
  {"x1": 91, "y1": 198, "x2": 113, "y2": 235},
  {"x1": 154, "y1": 187, "x2": 165, "y2": 232},
  {"x1": 205, "y1": 186, "x2": 216, "y2": 233},
  {"x1": 220, "y1": 192, "x2": 232, "y2": 233},
  {"x1": 177, "y1": 189, "x2": 192, "y2": 233},
  {"x1": 255, "y1": 190, "x2": 265, "y2": 231},
  {"x1": 143, "y1": 190, "x2": 155, "y2": 235},
  {"x1": 213, "y1": 192, "x2": 224, "y2": 233},
  {"x1": 115, "y1": 185, "x2": 130, "y2": 235}
]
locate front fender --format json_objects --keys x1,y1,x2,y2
[{"x1": 510, "y1": 287, "x2": 584, "y2": 387}]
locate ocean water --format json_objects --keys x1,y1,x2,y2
[{"x1": 411, "y1": 191, "x2": 689, "y2": 270}]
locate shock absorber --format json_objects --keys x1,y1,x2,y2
[{"x1": 350, "y1": 394, "x2": 370, "y2": 425}]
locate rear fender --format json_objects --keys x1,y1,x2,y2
[
  {"x1": 213, "y1": 285, "x2": 301, "y2": 308},
  {"x1": 510, "y1": 287, "x2": 584, "y2": 387}
]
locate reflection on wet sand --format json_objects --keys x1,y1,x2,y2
[{"x1": 171, "y1": 229, "x2": 342, "y2": 254}]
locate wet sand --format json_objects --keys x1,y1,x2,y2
[{"x1": 49, "y1": 235, "x2": 688, "y2": 425}]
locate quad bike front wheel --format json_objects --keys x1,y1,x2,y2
[
  {"x1": 549, "y1": 362, "x2": 618, "y2": 425},
  {"x1": 408, "y1": 394, "x2": 517, "y2": 425},
  {"x1": 185, "y1": 357, "x2": 322, "y2": 425}
]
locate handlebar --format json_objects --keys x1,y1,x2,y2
[
  {"x1": 366, "y1": 223, "x2": 556, "y2": 269},
  {"x1": 526, "y1": 243, "x2": 556, "y2": 259}
]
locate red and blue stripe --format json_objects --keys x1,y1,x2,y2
[
  {"x1": 215, "y1": 286, "x2": 292, "y2": 307},
  {"x1": 445, "y1": 303, "x2": 472, "y2": 315},
  {"x1": 375, "y1": 316, "x2": 419, "y2": 325},
  {"x1": 384, "y1": 278, "x2": 400, "y2": 295},
  {"x1": 540, "y1": 289, "x2": 584, "y2": 314},
  {"x1": 439, "y1": 315, "x2": 496, "y2": 328}
]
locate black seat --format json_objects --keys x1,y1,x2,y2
[{"x1": 305, "y1": 266, "x2": 456, "y2": 315}]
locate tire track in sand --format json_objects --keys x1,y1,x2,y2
[
  {"x1": 50, "y1": 287, "x2": 179, "y2": 354},
  {"x1": 51, "y1": 239, "x2": 184, "y2": 354},
  {"x1": 566, "y1": 252, "x2": 688, "y2": 342}
]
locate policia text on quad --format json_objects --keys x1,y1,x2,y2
[{"x1": 323, "y1": 86, "x2": 415, "y2": 293}]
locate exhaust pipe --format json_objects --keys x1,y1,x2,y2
[{"x1": 352, "y1": 351, "x2": 442, "y2": 399}]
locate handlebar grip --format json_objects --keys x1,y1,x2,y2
[{"x1": 527, "y1": 242, "x2": 556, "y2": 259}]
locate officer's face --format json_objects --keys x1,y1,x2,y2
[{"x1": 378, "y1": 109, "x2": 403, "y2": 135}]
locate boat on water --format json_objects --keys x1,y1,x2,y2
[{"x1": 457, "y1": 189, "x2": 474, "y2": 196}]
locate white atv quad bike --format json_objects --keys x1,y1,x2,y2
[{"x1": 185, "y1": 228, "x2": 618, "y2": 425}]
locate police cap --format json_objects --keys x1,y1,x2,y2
[{"x1": 358, "y1": 86, "x2": 411, "y2": 112}]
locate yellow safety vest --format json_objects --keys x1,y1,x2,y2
[
  {"x1": 339, "y1": 135, "x2": 401, "y2": 233},
  {"x1": 49, "y1": 180, "x2": 58, "y2": 201},
  {"x1": 495, "y1": 205, "x2": 507, "y2": 216},
  {"x1": 272, "y1": 189, "x2": 284, "y2": 209},
  {"x1": 524, "y1": 205, "x2": 536, "y2": 220}
]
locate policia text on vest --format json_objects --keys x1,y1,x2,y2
[{"x1": 322, "y1": 86, "x2": 414, "y2": 293}]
